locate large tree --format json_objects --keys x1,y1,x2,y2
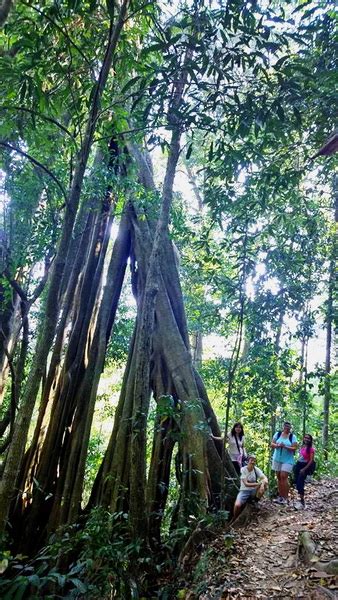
[{"x1": 0, "y1": 0, "x2": 336, "y2": 566}]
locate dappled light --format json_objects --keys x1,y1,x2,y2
[{"x1": 0, "y1": 0, "x2": 336, "y2": 597}]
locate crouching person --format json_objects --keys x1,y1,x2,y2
[{"x1": 233, "y1": 455, "x2": 268, "y2": 519}]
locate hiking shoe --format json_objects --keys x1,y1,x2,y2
[
  {"x1": 295, "y1": 500, "x2": 305, "y2": 510},
  {"x1": 273, "y1": 496, "x2": 287, "y2": 505}
]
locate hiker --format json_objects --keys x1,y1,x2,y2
[
  {"x1": 227, "y1": 422, "x2": 247, "y2": 474},
  {"x1": 293, "y1": 433, "x2": 316, "y2": 510},
  {"x1": 271, "y1": 421, "x2": 298, "y2": 505},
  {"x1": 233, "y1": 455, "x2": 268, "y2": 519}
]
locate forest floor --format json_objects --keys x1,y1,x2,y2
[{"x1": 177, "y1": 477, "x2": 338, "y2": 600}]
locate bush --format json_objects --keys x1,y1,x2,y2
[{"x1": 0, "y1": 508, "x2": 157, "y2": 599}]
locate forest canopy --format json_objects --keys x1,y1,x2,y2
[{"x1": 0, "y1": 0, "x2": 336, "y2": 597}]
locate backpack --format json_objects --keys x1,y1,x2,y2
[{"x1": 276, "y1": 431, "x2": 294, "y2": 443}]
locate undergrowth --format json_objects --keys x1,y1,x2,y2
[
  {"x1": 0, "y1": 508, "x2": 157, "y2": 599},
  {"x1": 0, "y1": 508, "x2": 231, "y2": 599}
]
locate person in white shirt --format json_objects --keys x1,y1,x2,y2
[
  {"x1": 233, "y1": 455, "x2": 268, "y2": 519},
  {"x1": 227, "y1": 422, "x2": 247, "y2": 474}
]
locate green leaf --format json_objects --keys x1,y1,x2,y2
[
  {"x1": 276, "y1": 104, "x2": 285, "y2": 121},
  {"x1": 186, "y1": 142, "x2": 193, "y2": 160},
  {"x1": 274, "y1": 56, "x2": 289, "y2": 70},
  {"x1": 69, "y1": 578, "x2": 87, "y2": 593},
  {"x1": 28, "y1": 574, "x2": 40, "y2": 587},
  {"x1": 120, "y1": 76, "x2": 142, "y2": 95},
  {"x1": 301, "y1": 7, "x2": 319, "y2": 21},
  {"x1": 292, "y1": 0, "x2": 313, "y2": 14},
  {"x1": 208, "y1": 141, "x2": 214, "y2": 162}
]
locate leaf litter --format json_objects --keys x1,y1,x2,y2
[{"x1": 176, "y1": 477, "x2": 338, "y2": 599}]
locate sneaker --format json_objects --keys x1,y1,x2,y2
[
  {"x1": 295, "y1": 500, "x2": 305, "y2": 510},
  {"x1": 273, "y1": 496, "x2": 287, "y2": 505}
]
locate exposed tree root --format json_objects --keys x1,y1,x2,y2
[
  {"x1": 316, "y1": 585, "x2": 337, "y2": 599},
  {"x1": 230, "y1": 502, "x2": 255, "y2": 529},
  {"x1": 298, "y1": 530, "x2": 338, "y2": 575},
  {"x1": 178, "y1": 516, "x2": 231, "y2": 570},
  {"x1": 327, "y1": 489, "x2": 338, "y2": 499}
]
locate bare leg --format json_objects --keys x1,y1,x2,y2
[
  {"x1": 233, "y1": 500, "x2": 243, "y2": 519},
  {"x1": 279, "y1": 471, "x2": 289, "y2": 500},
  {"x1": 276, "y1": 471, "x2": 282, "y2": 497}
]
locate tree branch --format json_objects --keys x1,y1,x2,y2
[
  {"x1": 0, "y1": 141, "x2": 68, "y2": 202},
  {"x1": 0, "y1": 0, "x2": 12, "y2": 28},
  {"x1": 4, "y1": 271, "x2": 28, "y2": 302},
  {"x1": 21, "y1": 1, "x2": 92, "y2": 70},
  {"x1": 0, "y1": 106, "x2": 78, "y2": 147}
]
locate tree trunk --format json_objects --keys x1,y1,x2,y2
[
  {"x1": 322, "y1": 258, "x2": 333, "y2": 459},
  {"x1": 91, "y1": 199, "x2": 234, "y2": 542},
  {"x1": 269, "y1": 307, "x2": 285, "y2": 438},
  {"x1": 0, "y1": 285, "x2": 21, "y2": 406},
  {"x1": 15, "y1": 200, "x2": 130, "y2": 551},
  {"x1": 0, "y1": 0, "x2": 130, "y2": 534},
  {"x1": 185, "y1": 162, "x2": 204, "y2": 371},
  {"x1": 191, "y1": 332, "x2": 203, "y2": 369},
  {"x1": 18, "y1": 210, "x2": 97, "y2": 498}
]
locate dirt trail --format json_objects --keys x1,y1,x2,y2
[{"x1": 183, "y1": 477, "x2": 338, "y2": 599}]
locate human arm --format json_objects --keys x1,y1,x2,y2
[
  {"x1": 242, "y1": 478, "x2": 261, "y2": 488},
  {"x1": 277, "y1": 435, "x2": 298, "y2": 452},
  {"x1": 256, "y1": 467, "x2": 268, "y2": 486},
  {"x1": 300, "y1": 450, "x2": 315, "y2": 475},
  {"x1": 282, "y1": 442, "x2": 298, "y2": 452},
  {"x1": 284, "y1": 437, "x2": 298, "y2": 452},
  {"x1": 211, "y1": 433, "x2": 223, "y2": 442},
  {"x1": 271, "y1": 434, "x2": 281, "y2": 449}
]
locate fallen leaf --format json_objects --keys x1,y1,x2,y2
[
  {"x1": 284, "y1": 581, "x2": 295, "y2": 588},
  {"x1": 310, "y1": 571, "x2": 335, "y2": 579}
]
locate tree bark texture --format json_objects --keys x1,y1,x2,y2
[
  {"x1": 0, "y1": 0, "x2": 130, "y2": 534},
  {"x1": 322, "y1": 258, "x2": 333, "y2": 459},
  {"x1": 13, "y1": 202, "x2": 130, "y2": 551},
  {"x1": 91, "y1": 196, "x2": 235, "y2": 543},
  {"x1": 0, "y1": 285, "x2": 21, "y2": 406}
]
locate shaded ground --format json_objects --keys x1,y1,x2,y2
[{"x1": 179, "y1": 477, "x2": 338, "y2": 599}]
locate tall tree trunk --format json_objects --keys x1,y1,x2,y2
[
  {"x1": 185, "y1": 162, "x2": 204, "y2": 370},
  {"x1": 0, "y1": 286, "x2": 21, "y2": 406},
  {"x1": 224, "y1": 226, "x2": 249, "y2": 441},
  {"x1": 18, "y1": 210, "x2": 97, "y2": 497},
  {"x1": 322, "y1": 258, "x2": 333, "y2": 459},
  {"x1": 0, "y1": 1, "x2": 130, "y2": 533},
  {"x1": 298, "y1": 335, "x2": 306, "y2": 385},
  {"x1": 15, "y1": 200, "x2": 130, "y2": 551},
  {"x1": 269, "y1": 306, "x2": 285, "y2": 438},
  {"x1": 91, "y1": 198, "x2": 235, "y2": 543},
  {"x1": 302, "y1": 340, "x2": 309, "y2": 437}
]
